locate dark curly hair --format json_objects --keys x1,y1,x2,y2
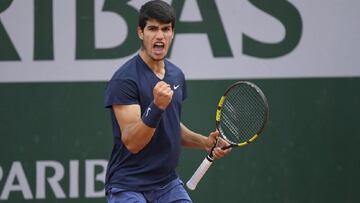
[{"x1": 138, "y1": 0, "x2": 176, "y2": 31}]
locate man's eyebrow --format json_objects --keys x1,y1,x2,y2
[
  {"x1": 146, "y1": 25, "x2": 159, "y2": 29},
  {"x1": 146, "y1": 23, "x2": 172, "y2": 29}
]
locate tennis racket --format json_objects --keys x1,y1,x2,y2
[{"x1": 186, "y1": 81, "x2": 269, "y2": 190}]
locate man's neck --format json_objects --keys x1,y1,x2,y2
[{"x1": 139, "y1": 51, "x2": 166, "y2": 79}]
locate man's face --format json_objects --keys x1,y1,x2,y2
[{"x1": 137, "y1": 19, "x2": 174, "y2": 61}]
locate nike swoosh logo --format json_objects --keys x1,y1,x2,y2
[
  {"x1": 174, "y1": 84, "x2": 180, "y2": 90},
  {"x1": 145, "y1": 107, "x2": 151, "y2": 117}
]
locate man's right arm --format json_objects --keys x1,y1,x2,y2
[
  {"x1": 113, "y1": 81, "x2": 173, "y2": 154},
  {"x1": 113, "y1": 104, "x2": 156, "y2": 154}
]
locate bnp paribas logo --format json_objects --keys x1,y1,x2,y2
[
  {"x1": 0, "y1": 160, "x2": 108, "y2": 200},
  {"x1": 0, "y1": 0, "x2": 302, "y2": 61}
]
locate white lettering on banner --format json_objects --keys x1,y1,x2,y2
[
  {"x1": 0, "y1": 160, "x2": 108, "y2": 200},
  {"x1": 69, "y1": 160, "x2": 79, "y2": 198},
  {"x1": 0, "y1": 162, "x2": 33, "y2": 200},
  {"x1": 0, "y1": 0, "x2": 360, "y2": 82},
  {"x1": 85, "y1": 160, "x2": 107, "y2": 198},
  {"x1": 36, "y1": 161, "x2": 66, "y2": 199}
]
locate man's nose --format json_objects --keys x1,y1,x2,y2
[{"x1": 155, "y1": 30, "x2": 164, "y2": 39}]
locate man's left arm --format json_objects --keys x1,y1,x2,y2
[{"x1": 180, "y1": 123, "x2": 231, "y2": 159}]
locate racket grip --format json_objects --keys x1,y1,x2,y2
[{"x1": 186, "y1": 156, "x2": 214, "y2": 190}]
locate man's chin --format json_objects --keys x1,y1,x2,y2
[{"x1": 152, "y1": 55, "x2": 166, "y2": 61}]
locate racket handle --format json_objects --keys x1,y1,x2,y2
[{"x1": 186, "y1": 155, "x2": 213, "y2": 190}]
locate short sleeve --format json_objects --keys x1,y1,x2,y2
[
  {"x1": 182, "y1": 80, "x2": 187, "y2": 101},
  {"x1": 104, "y1": 79, "x2": 139, "y2": 108}
]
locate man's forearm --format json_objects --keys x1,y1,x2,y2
[{"x1": 180, "y1": 123, "x2": 207, "y2": 149}]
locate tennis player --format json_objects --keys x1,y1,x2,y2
[{"x1": 104, "y1": 1, "x2": 230, "y2": 202}]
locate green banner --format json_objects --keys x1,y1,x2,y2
[{"x1": 1, "y1": 78, "x2": 360, "y2": 202}]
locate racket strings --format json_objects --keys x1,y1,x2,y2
[{"x1": 219, "y1": 84, "x2": 266, "y2": 144}]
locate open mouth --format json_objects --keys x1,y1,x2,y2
[{"x1": 153, "y1": 42, "x2": 165, "y2": 54}]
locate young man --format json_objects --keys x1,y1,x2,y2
[{"x1": 104, "y1": 1, "x2": 230, "y2": 202}]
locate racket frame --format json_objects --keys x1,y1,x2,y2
[
  {"x1": 186, "y1": 81, "x2": 269, "y2": 190},
  {"x1": 215, "y1": 81, "x2": 269, "y2": 149}
]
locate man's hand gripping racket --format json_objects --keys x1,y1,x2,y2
[{"x1": 186, "y1": 81, "x2": 269, "y2": 190}]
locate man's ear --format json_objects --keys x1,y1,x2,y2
[
  {"x1": 137, "y1": 27, "x2": 143, "y2": 40},
  {"x1": 171, "y1": 28, "x2": 175, "y2": 40}
]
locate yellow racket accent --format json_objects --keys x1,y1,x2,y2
[
  {"x1": 249, "y1": 134, "x2": 258, "y2": 142},
  {"x1": 216, "y1": 96, "x2": 226, "y2": 122},
  {"x1": 238, "y1": 142, "x2": 248, "y2": 147},
  {"x1": 237, "y1": 134, "x2": 258, "y2": 147}
]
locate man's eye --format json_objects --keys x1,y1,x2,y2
[{"x1": 162, "y1": 27, "x2": 171, "y2": 32}]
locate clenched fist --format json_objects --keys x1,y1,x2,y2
[{"x1": 153, "y1": 81, "x2": 173, "y2": 110}]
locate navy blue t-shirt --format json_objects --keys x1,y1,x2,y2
[{"x1": 104, "y1": 54, "x2": 187, "y2": 191}]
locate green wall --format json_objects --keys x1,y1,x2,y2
[{"x1": 0, "y1": 78, "x2": 360, "y2": 202}]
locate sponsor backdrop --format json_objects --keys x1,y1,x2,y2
[{"x1": 1, "y1": 0, "x2": 359, "y2": 202}]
